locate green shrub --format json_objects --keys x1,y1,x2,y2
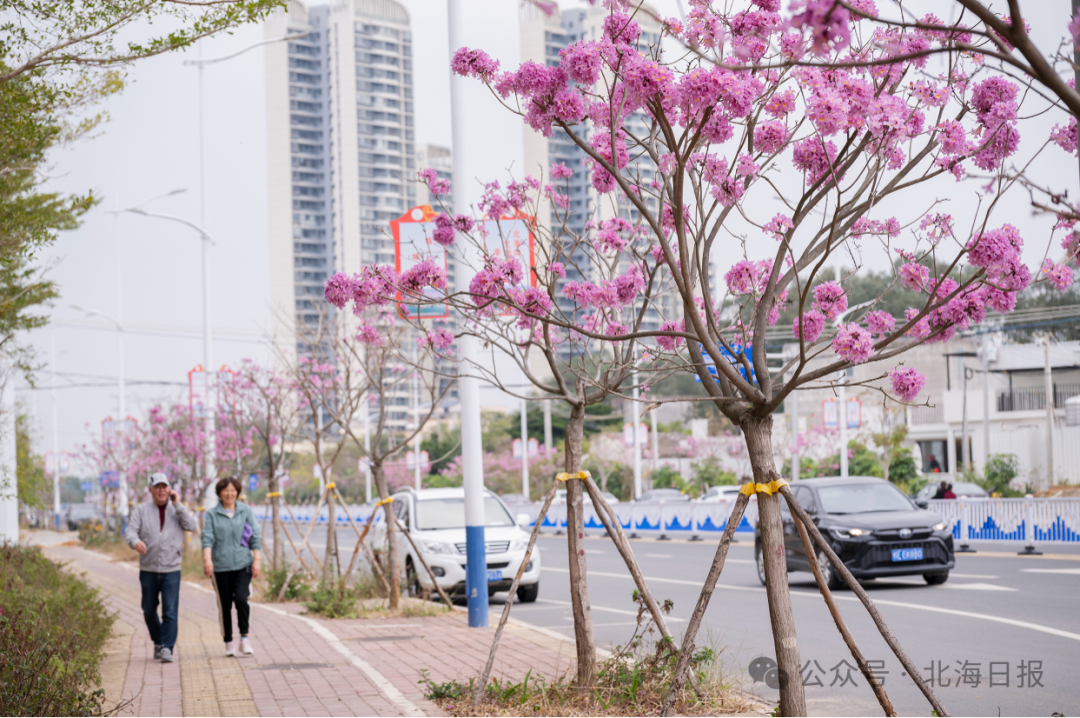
[
  {"x1": 980, "y1": 454, "x2": 1023, "y2": 497},
  {"x1": 887, "y1": 448, "x2": 919, "y2": 485},
  {"x1": 0, "y1": 545, "x2": 114, "y2": 716},
  {"x1": 262, "y1": 563, "x2": 313, "y2": 602},
  {"x1": 304, "y1": 582, "x2": 364, "y2": 619}
]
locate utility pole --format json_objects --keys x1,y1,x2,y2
[
  {"x1": 413, "y1": 347, "x2": 421, "y2": 491},
  {"x1": 836, "y1": 266, "x2": 848, "y2": 478},
  {"x1": 520, "y1": 397, "x2": 529, "y2": 498},
  {"x1": 961, "y1": 357, "x2": 969, "y2": 470},
  {"x1": 114, "y1": 200, "x2": 129, "y2": 520},
  {"x1": 981, "y1": 335, "x2": 991, "y2": 471},
  {"x1": 0, "y1": 360, "x2": 17, "y2": 544},
  {"x1": 543, "y1": 399, "x2": 552, "y2": 453},
  {"x1": 632, "y1": 370, "x2": 642, "y2": 497},
  {"x1": 363, "y1": 390, "x2": 372, "y2": 504},
  {"x1": 1044, "y1": 336, "x2": 1055, "y2": 492},
  {"x1": 51, "y1": 330, "x2": 60, "y2": 528},
  {"x1": 448, "y1": 0, "x2": 487, "y2": 627}
]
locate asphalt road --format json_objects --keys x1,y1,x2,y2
[{"x1": 265, "y1": 526, "x2": 1080, "y2": 716}]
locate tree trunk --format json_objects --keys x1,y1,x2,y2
[
  {"x1": 373, "y1": 463, "x2": 400, "y2": 608},
  {"x1": 270, "y1": 474, "x2": 283, "y2": 571},
  {"x1": 564, "y1": 400, "x2": 597, "y2": 688},
  {"x1": 324, "y1": 475, "x2": 337, "y2": 585},
  {"x1": 743, "y1": 414, "x2": 806, "y2": 716}
]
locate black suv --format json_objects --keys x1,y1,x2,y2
[{"x1": 754, "y1": 477, "x2": 955, "y2": 589}]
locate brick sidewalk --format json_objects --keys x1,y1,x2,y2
[{"x1": 41, "y1": 543, "x2": 574, "y2": 717}]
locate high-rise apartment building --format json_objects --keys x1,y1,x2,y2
[
  {"x1": 265, "y1": 0, "x2": 415, "y2": 339},
  {"x1": 519, "y1": 6, "x2": 676, "y2": 355},
  {"x1": 266, "y1": 0, "x2": 420, "y2": 430}
]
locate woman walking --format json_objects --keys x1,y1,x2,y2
[{"x1": 202, "y1": 477, "x2": 262, "y2": 656}]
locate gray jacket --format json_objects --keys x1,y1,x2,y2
[{"x1": 124, "y1": 499, "x2": 198, "y2": 573}]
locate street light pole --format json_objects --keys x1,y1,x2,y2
[
  {"x1": 521, "y1": 397, "x2": 529, "y2": 498},
  {"x1": 448, "y1": 0, "x2": 488, "y2": 628},
  {"x1": 51, "y1": 329, "x2": 60, "y2": 528}
]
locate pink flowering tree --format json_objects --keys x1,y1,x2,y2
[
  {"x1": 233, "y1": 359, "x2": 304, "y2": 571},
  {"x1": 443, "y1": 1, "x2": 1079, "y2": 713},
  {"x1": 285, "y1": 309, "x2": 451, "y2": 606},
  {"x1": 325, "y1": 160, "x2": 682, "y2": 682}
]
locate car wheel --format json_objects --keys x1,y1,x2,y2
[
  {"x1": 405, "y1": 559, "x2": 421, "y2": 597},
  {"x1": 516, "y1": 582, "x2": 539, "y2": 603},
  {"x1": 755, "y1": 544, "x2": 767, "y2": 586},
  {"x1": 924, "y1": 571, "x2": 949, "y2": 585},
  {"x1": 817, "y1": 550, "x2": 845, "y2": 591}
]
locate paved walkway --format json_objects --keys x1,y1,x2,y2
[{"x1": 29, "y1": 534, "x2": 574, "y2": 717}]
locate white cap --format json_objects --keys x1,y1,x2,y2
[{"x1": 150, "y1": 473, "x2": 170, "y2": 487}]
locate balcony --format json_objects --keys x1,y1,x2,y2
[
  {"x1": 997, "y1": 383, "x2": 1080, "y2": 411},
  {"x1": 909, "y1": 405, "x2": 945, "y2": 424}
]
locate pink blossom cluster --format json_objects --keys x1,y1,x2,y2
[
  {"x1": 866, "y1": 310, "x2": 895, "y2": 336},
  {"x1": 969, "y1": 77, "x2": 1021, "y2": 171},
  {"x1": 832, "y1": 323, "x2": 874, "y2": 364},
  {"x1": 656, "y1": 320, "x2": 685, "y2": 352},
  {"x1": 812, "y1": 281, "x2": 848, "y2": 320},
  {"x1": 418, "y1": 168, "x2": 450, "y2": 196},
  {"x1": 418, "y1": 329, "x2": 455, "y2": 351},
  {"x1": 594, "y1": 217, "x2": 633, "y2": 253},
  {"x1": 562, "y1": 266, "x2": 646, "y2": 309},
  {"x1": 889, "y1": 367, "x2": 927, "y2": 402},
  {"x1": 792, "y1": 310, "x2": 826, "y2": 343},
  {"x1": 965, "y1": 224, "x2": 1030, "y2": 295},
  {"x1": 1041, "y1": 259, "x2": 1074, "y2": 293},
  {"x1": 850, "y1": 217, "x2": 900, "y2": 239},
  {"x1": 764, "y1": 213, "x2": 793, "y2": 241},
  {"x1": 724, "y1": 259, "x2": 771, "y2": 296},
  {"x1": 899, "y1": 263, "x2": 930, "y2": 291}
]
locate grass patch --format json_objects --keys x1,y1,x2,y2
[
  {"x1": 259, "y1": 563, "x2": 314, "y2": 602},
  {"x1": 0, "y1": 545, "x2": 115, "y2": 716},
  {"x1": 420, "y1": 593, "x2": 756, "y2": 716}
]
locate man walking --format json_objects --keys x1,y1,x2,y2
[{"x1": 124, "y1": 473, "x2": 197, "y2": 663}]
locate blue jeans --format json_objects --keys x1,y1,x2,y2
[{"x1": 139, "y1": 570, "x2": 180, "y2": 649}]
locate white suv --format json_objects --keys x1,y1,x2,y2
[{"x1": 379, "y1": 487, "x2": 541, "y2": 602}]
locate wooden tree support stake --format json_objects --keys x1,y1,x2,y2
[
  {"x1": 473, "y1": 485, "x2": 558, "y2": 702},
  {"x1": 341, "y1": 501, "x2": 391, "y2": 595},
  {"x1": 660, "y1": 492, "x2": 749, "y2": 717},
  {"x1": 778, "y1": 485, "x2": 948, "y2": 717},
  {"x1": 276, "y1": 487, "x2": 331, "y2": 601},
  {"x1": 788, "y1": 496, "x2": 896, "y2": 717}
]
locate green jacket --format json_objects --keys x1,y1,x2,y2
[{"x1": 201, "y1": 501, "x2": 262, "y2": 573}]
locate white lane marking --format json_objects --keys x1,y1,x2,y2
[
  {"x1": 645, "y1": 553, "x2": 674, "y2": 558},
  {"x1": 875, "y1": 578, "x2": 1016, "y2": 591},
  {"x1": 256, "y1": 603, "x2": 426, "y2": 716},
  {"x1": 1021, "y1": 568, "x2": 1080, "y2": 575},
  {"x1": 537, "y1": 597, "x2": 685, "y2": 622},
  {"x1": 950, "y1": 573, "x2": 999, "y2": 579},
  {"x1": 542, "y1": 567, "x2": 1080, "y2": 642},
  {"x1": 944, "y1": 582, "x2": 1016, "y2": 591}
]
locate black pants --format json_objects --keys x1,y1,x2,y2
[{"x1": 213, "y1": 567, "x2": 251, "y2": 643}]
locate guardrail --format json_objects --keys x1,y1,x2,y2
[{"x1": 252, "y1": 496, "x2": 1080, "y2": 549}]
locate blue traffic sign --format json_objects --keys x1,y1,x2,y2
[{"x1": 248, "y1": 473, "x2": 259, "y2": 492}]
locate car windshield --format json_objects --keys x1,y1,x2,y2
[
  {"x1": 414, "y1": 496, "x2": 515, "y2": 530},
  {"x1": 817, "y1": 483, "x2": 913, "y2": 515}
]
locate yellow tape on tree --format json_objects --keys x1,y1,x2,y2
[
  {"x1": 266, "y1": 492, "x2": 282, "y2": 499},
  {"x1": 376, "y1": 496, "x2": 394, "y2": 506},
  {"x1": 739, "y1": 479, "x2": 789, "y2": 496},
  {"x1": 325, "y1": 483, "x2": 336, "y2": 490},
  {"x1": 555, "y1": 470, "x2": 592, "y2": 482}
]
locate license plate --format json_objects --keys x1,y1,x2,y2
[
  {"x1": 487, "y1": 569, "x2": 502, "y2": 582},
  {"x1": 891, "y1": 547, "x2": 923, "y2": 562}
]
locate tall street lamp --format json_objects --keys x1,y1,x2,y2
[{"x1": 70, "y1": 304, "x2": 128, "y2": 516}]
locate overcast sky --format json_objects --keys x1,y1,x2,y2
[{"x1": 20, "y1": 0, "x2": 1076, "y2": 471}]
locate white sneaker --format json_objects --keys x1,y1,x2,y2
[
  {"x1": 239, "y1": 637, "x2": 254, "y2": 655},
  {"x1": 225, "y1": 641, "x2": 236, "y2": 657}
]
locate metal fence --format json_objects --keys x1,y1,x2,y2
[
  {"x1": 252, "y1": 496, "x2": 1080, "y2": 546},
  {"x1": 997, "y1": 383, "x2": 1080, "y2": 411}
]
